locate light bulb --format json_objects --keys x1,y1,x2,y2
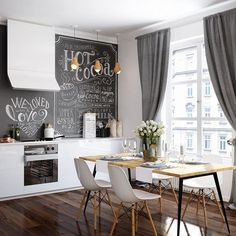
[
  {"x1": 114, "y1": 62, "x2": 121, "y2": 74},
  {"x1": 71, "y1": 57, "x2": 79, "y2": 70},
  {"x1": 94, "y1": 59, "x2": 101, "y2": 73}
]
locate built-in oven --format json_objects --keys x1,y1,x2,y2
[{"x1": 24, "y1": 144, "x2": 58, "y2": 186}]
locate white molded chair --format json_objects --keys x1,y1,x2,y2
[
  {"x1": 108, "y1": 165, "x2": 160, "y2": 236},
  {"x1": 74, "y1": 158, "x2": 116, "y2": 230},
  {"x1": 95, "y1": 159, "x2": 110, "y2": 182},
  {"x1": 136, "y1": 166, "x2": 178, "y2": 212},
  {"x1": 182, "y1": 155, "x2": 225, "y2": 226}
]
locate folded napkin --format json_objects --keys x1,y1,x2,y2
[{"x1": 121, "y1": 156, "x2": 142, "y2": 160}]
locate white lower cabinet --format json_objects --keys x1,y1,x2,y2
[
  {"x1": 0, "y1": 145, "x2": 24, "y2": 198},
  {"x1": 59, "y1": 138, "x2": 123, "y2": 189},
  {"x1": 0, "y1": 138, "x2": 123, "y2": 200}
]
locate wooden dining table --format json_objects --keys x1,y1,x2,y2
[{"x1": 80, "y1": 154, "x2": 236, "y2": 236}]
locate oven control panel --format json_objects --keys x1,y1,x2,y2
[
  {"x1": 45, "y1": 144, "x2": 58, "y2": 154},
  {"x1": 24, "y1": 144, "x2": 58, "y2": 155}
]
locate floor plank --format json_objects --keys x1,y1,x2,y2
[{"x1": 0, "y1": 189, "x2": 236, "y2": 235}]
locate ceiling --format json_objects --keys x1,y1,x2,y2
[{"x1": 0, "y1": 0, "x2": 231, "y2": 36}]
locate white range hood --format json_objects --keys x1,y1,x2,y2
[{"x1": 7, "y1": 19, "x2": 60, "y2": 92}]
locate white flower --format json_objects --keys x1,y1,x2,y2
[{"x1": 134, "y1": 120, "x2": 165, "y2": 139}]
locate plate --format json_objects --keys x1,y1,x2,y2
[
  {"x1": 140, "y1": 162, "x2": 171, "y2": 169},
  {"x1": 184, "y1": 161, "x2": 208, "y2": 165},
  {"x1": 101, "y1": 156, "x2": 122, "y2": 161}
]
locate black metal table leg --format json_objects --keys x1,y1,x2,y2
[
  {"x1": 213, "y1": 172, "x2": 230, "y2": 234},
  {"x1": 128, "y1": 168, "x2": 132, "y2": 183},
  {"x1": 177, "y1": 178, "x2": 183, "y2": 236},
  {"x1": 83, "y1": 165, "x2": 96, "y2": 212}
]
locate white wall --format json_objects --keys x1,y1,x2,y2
[{"x1": 118, "y1": 34, "x2": 142, "y2": 137}]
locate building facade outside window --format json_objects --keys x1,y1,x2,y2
[
  {"x1": 219, "y1": 135, "x2": 227, "y2": 152},
  {"x1": 204, "y1": 81, "x2": 211, "y2": 96},
  {"x1": 203, "y1": 134, "x2": 211, "y2": 150},
  {"x1": 187, "y1": 84, "x2": 193, "y2": 97},
  {"x1": 186, "y1": 132, "x2": 193, "y2": 149},
  {"x1": 162, "y1": 39, "x2": 232, "y2": 159},
  {"x1": 204, "y1": 106, "x2": 211, "y2": 118}
]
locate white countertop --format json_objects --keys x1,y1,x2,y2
[{"x1": 0, "y1": 137, "x2": 129, "y2": 146}]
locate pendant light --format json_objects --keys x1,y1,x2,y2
[
  {"x1": 114, "y1": 33, "x2": 121, "y2": 75},
  {"x1": 71, "y1": 25, "x2": 79, "y2": 70},
  {"x1": 94, "y1": 30, "x2": 102, "y2": 73}
]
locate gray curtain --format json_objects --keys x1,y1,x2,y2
[
  {"x1": 136, "y1": 29, "x2": 170, "y2": 120},
  {"x1": 204, "y1": 8, "x2": 236, "y2": 206}
]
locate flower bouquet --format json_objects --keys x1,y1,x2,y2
[{"x1": 135, "y1": 120, "x2": 165, "y2": 161}]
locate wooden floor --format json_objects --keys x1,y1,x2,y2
[{"x1": 0, "y1": 188, "x2": 236, "y2": 236}]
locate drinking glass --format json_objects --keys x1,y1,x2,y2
[
  {"x1": 122, "y1": 138, "x2": 128, "y2": 153},
  {"x1": 128, "y1": 140, "x2": 137, "y2": 154}
]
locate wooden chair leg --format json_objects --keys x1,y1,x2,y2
[
  {"x1": 106, "y1": 190, "x2": 117, "y2": 221},
  {"x1": 98, "y1": 190, "x2": 101, "y2": 216},
  {"x1": 201, "y1": 189, "x2": 208, "y2": 227},
  {"x1": 144, "y1": 201, "x2": 157, "y2": 236},
  {"x1": 93, "y1": 191, "x2": 97, "y2": 230},
  {"x1": 182, "y1": 190, "x2": 193, "y2": 219},
  {"x1": 212, "y1": 190, "x2": 225, "y2": 222},
  {"x1": 135, "y1": 202, "x2": 138, "y2": 232},
  {"x1": 158, "y1": 180, "x2": 162, "y2": 213},
  {"x1": 109, "y1": 203, "x2": 122, "y2": 236},
  {"x1": 132, "y1": 204, "x2": 135, "y2": 236},
  {"x1": 196, "y1": 189, "x2": 201, "y2": 215},
  {"x1": 77, "y1": 190, "x2": 88, "y2": 220},
  {"x1": 169, "y1": 181, "x2": 178, "y2": 204}
]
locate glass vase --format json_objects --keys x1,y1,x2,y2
[{"x1": 141, "y1": 138, "x2": 159, "y2": 162}]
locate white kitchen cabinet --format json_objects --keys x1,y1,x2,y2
[
  {"x1": 0, "y1": 145, "x2": 24, "y2": 198},
  {"x1": 0, "y1": 138, "x2": 124, "y2": 200},
  {"x1": 58, "y1": 138, "x2": 123, "y2": 189}
]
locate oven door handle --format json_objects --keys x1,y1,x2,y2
[{"x1": 24, "y1": 154, "x2": 58, "y2": 162}]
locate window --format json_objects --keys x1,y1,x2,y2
[
  {"x1": 186, "y1": 103, "x2": 194, "y2": 117},
  {"x1": 186, "y1": 133, "x2": 193, "y2": 149},
  {"x1": 163, "y1": 39, "x2": 232, "y2": 158},
  {"x1": 204, "y1": 106, "x2": 211, "y2": 117},
  {"x1": 186, "y1": 84, "x2": 193, "y2": 97},
  {"x1": 203, "y1": 134, "x2": 211, "y2": 150},
  {"x1": 218, "y1": 104, "x2": 224, "y2": 118},
  {"x1": 204, "y1": 81, "x2": 211, "y2": 96},
  {"x1": 219, "y1": 135, "x2": 227, "y2": 152}
]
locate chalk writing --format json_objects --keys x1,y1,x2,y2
[{"x1": 5, "y1": 97, "x2": 50, "y2": 136}]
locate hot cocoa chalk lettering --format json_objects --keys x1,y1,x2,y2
[{"x1": 5, "y1": 97, "x2": 50, "y2": 136}]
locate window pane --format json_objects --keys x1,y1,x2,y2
[
  {"x1": 170, "y1": 46, "x2": 198, "y2": 154},
  {"x1": 202, "y1": 45, "x2": 232, "y2": 157},
  {"x1": 172, "y1": 47, "x2": 197, "y2": 73}
]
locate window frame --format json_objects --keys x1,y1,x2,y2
[{"x1": 163, "y1": 37, "x2": 233, "y2": 158}]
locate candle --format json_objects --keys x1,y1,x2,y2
[
  {"x1": 165, "y1": 143, "x2": 168, "y2": 152},
  {"x1": 180, "y1": 145, "x2": 184, "y2": 155}
]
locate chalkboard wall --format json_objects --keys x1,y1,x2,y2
[
  {"x1": 0, "y1": 25, "x2": 118, "y2": 140},
  {"x1": 55, "y1": 35, "x2": 118, "y2": 137}
]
